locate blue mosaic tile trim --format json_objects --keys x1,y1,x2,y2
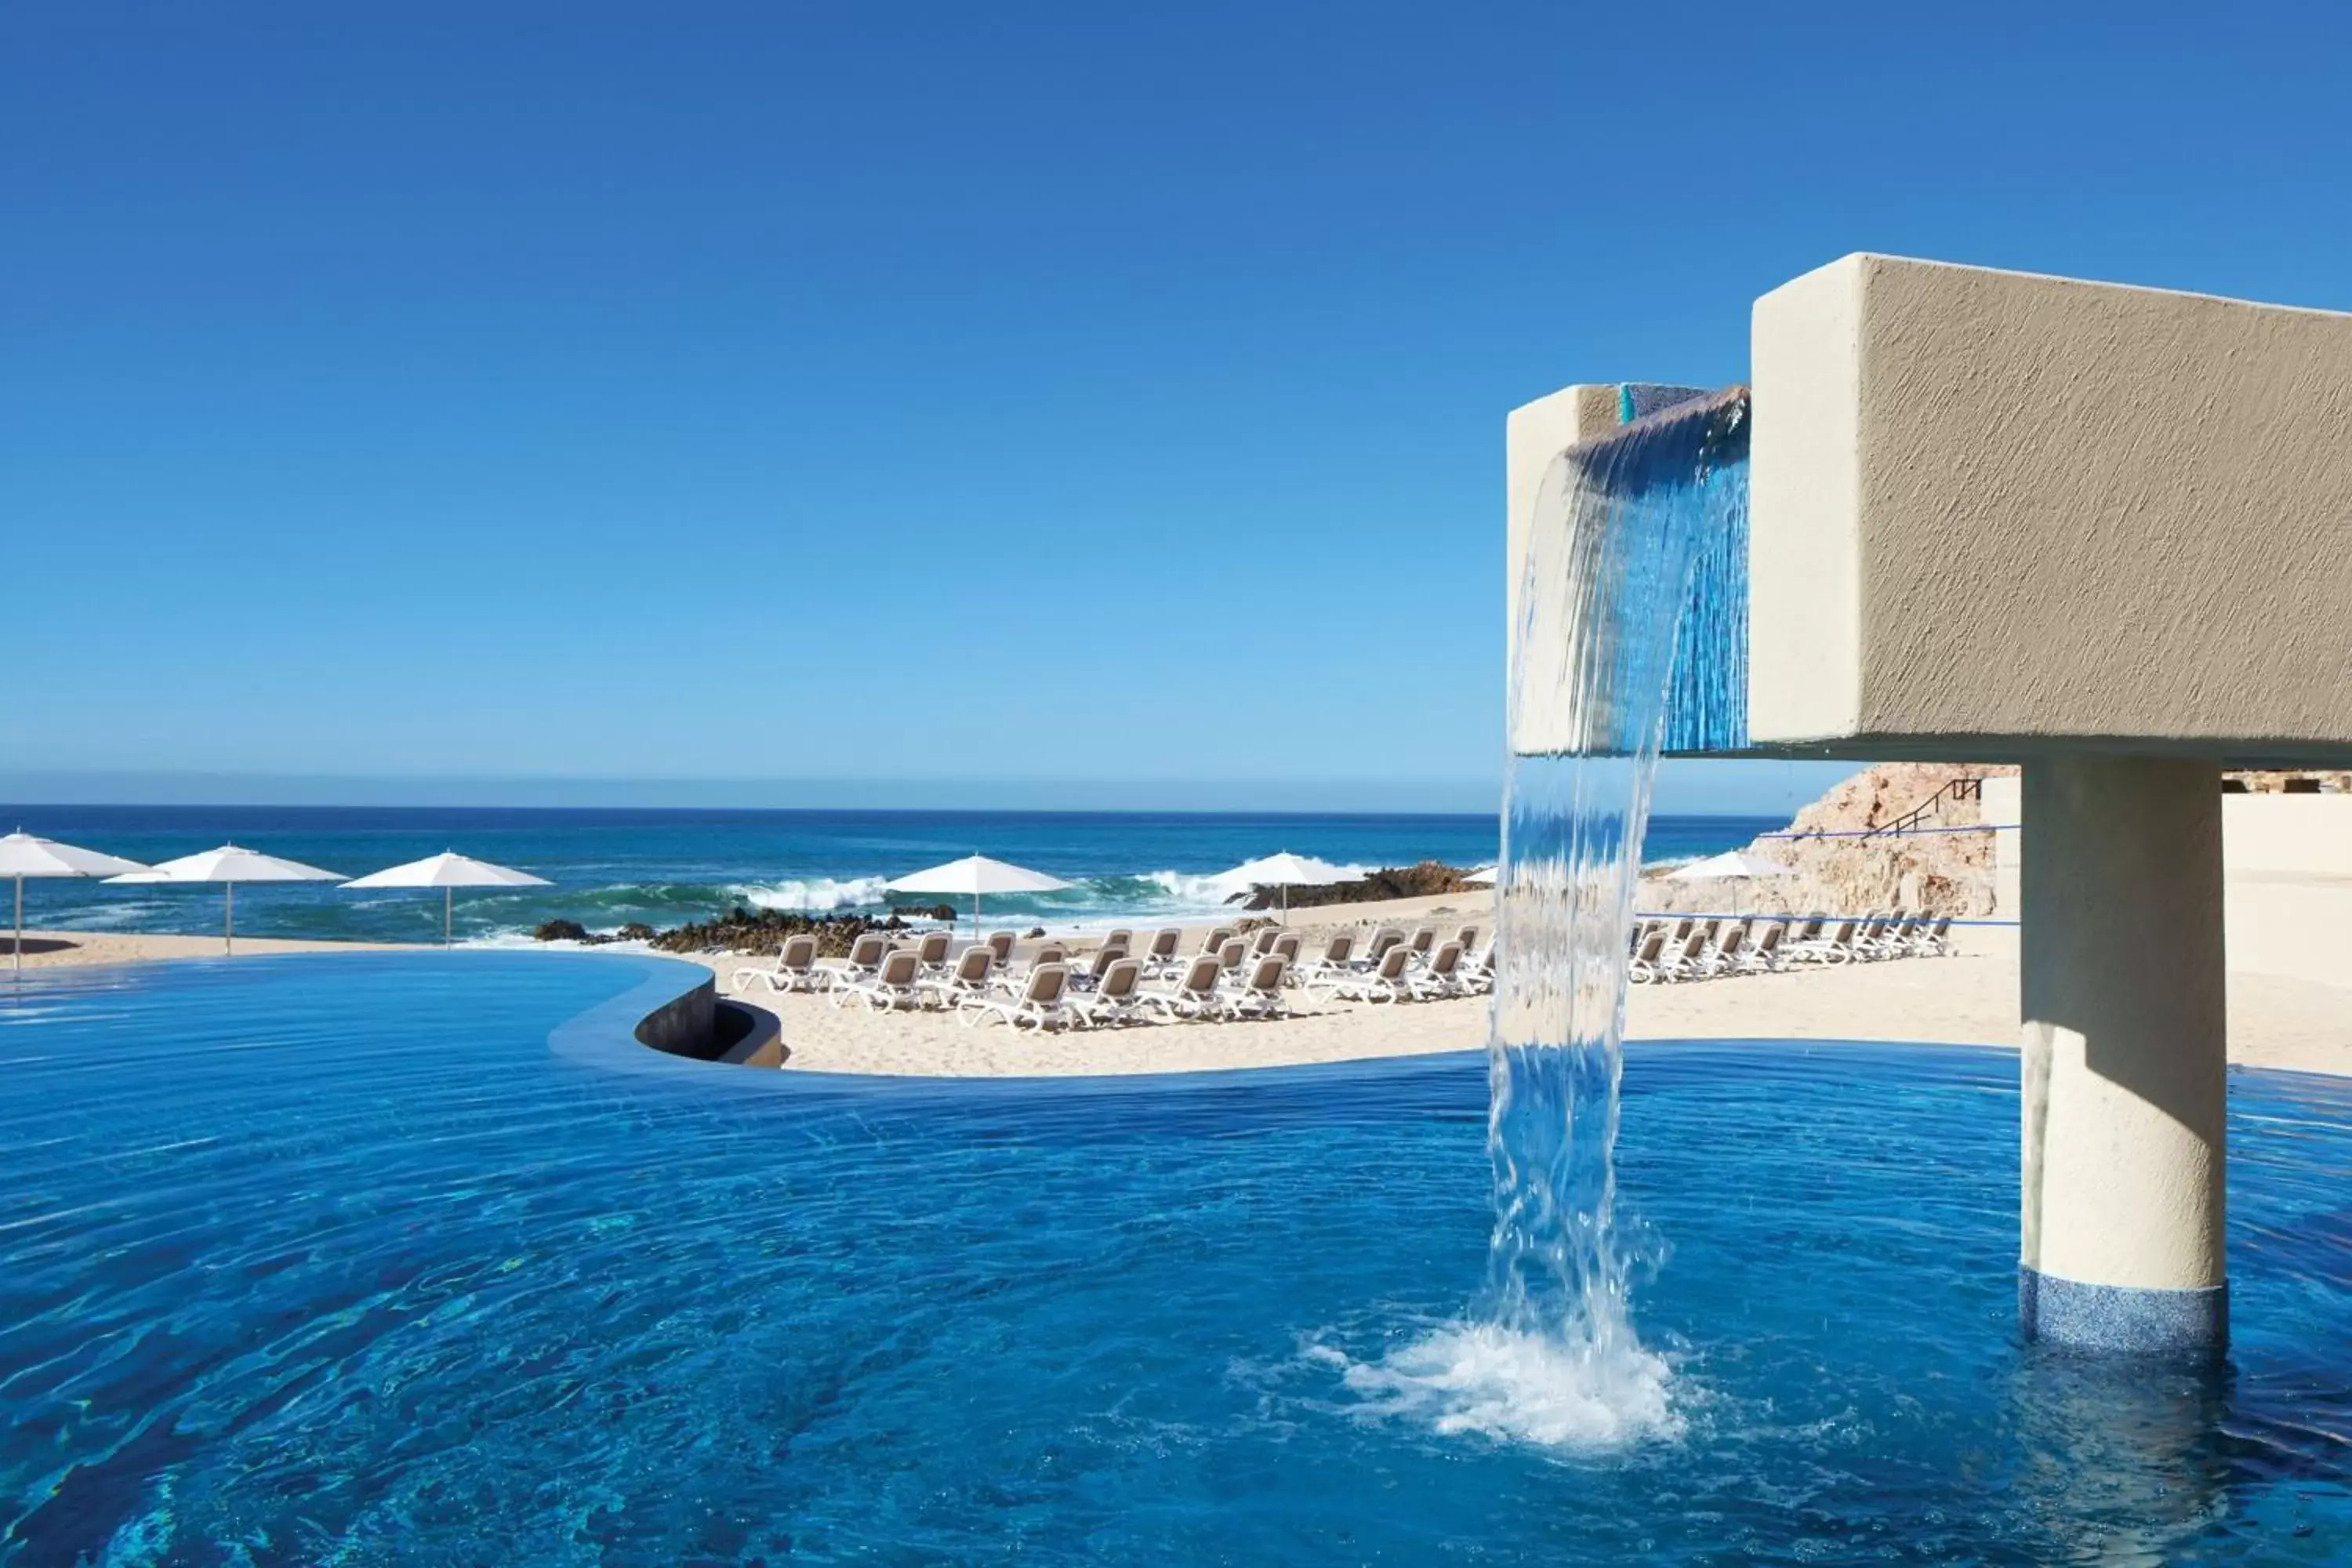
[{"x1": 2020, "y1": 1266, "x2": 2228, "y2": 1356}]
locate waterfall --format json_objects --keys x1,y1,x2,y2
[
  {"x1": 1493, "y1": 389, "x2": 1750, "y2": 1334},
  {"x1": 1334, "y1": 390, "x2": 1749, "y2": 1449}
]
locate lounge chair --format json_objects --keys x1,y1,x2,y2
[
  {"x1": 1628, "y1": 927, "x2": 1668, "y2": 984},
  {"x1": 1461, "y1": 939, "x2": 1495, "y2": 994},
  {"x1": 1918, "y1": 914, "x2": 1955, "y2": 956},
  {"x1": 918, "y1": 945, "x2": 996, "y2": 1009},
  {"x1": 1296, "y1": 931, "x2": 1356, "y2": 984},
  {"x1": 1139, "y1": 927, "x2": 1184, "y2": 978},
  {"x1": 1657, "y1": 929, "x2": 1710, "y2": 982},
  {"x1": 1404, "y1": 927, "x2": 1437, "y2": 962},
  {"x1": 985, "y1": 930, "x2": 1016, "y2": 965},
  {"x1": 1073, "y1": 959, "x2": 1148, "y2": 1027},
  {"x1": 1359, "y1": 928, "x2": 1405, "y2": 970},
  {"x1": 1102, "y1": 927, "x2": 1134, "y2": 954},
  {"x1": 1069, "y1": 944, "x2": 1127, "y2": 993},
  {"x1": 1230, "y1": 955, "x2": 1292, "y2": 1019},
  {"x1": 837, "y1": 949, "x2": 924, "y2": 1011},
  {"x1": 820, "y1": 932, "x2": 893, "y2": 995},
  {"x1": 1316, "y1": 945, "x2": 1412, "y2": 1003},
  {"x1": 1706, "y1": 924, "x2": 1747, "y2": 977},
  {"x1": 989, "y1": 944, "x2": 1069, "y2": 997},
  {"x1": 1271, "y1": 931, "x2": 1302, "y2": 969},
  {"x1": 1454, "y1": 925, "x2": 1480, "y2": 956},
  {"x1": 1883, "y1": 913, "x2": 1927, "y2": 956},
  {"x1": 960, "y1": 964, "x2": 1076, "y2": 1031},
  {"x1": 912, "y1": 930, "x2": 953, "y2": 975},
  {"x1": 1216, "y1": 938, "x2": 1248, "y2": 980},
  {"x1": 1199, "y1": 926, "x2": 1236, "y2": 956},
  {"x1": 1142, "y1": 955, "x2": 1227, "y2": 1022},
  {"x1": 733, "y1": 933, "x2": 821, "y2": 993},
  {"x1": 1739, "y1": 924, "x2": 1784, "y2": 974},
  {"x1": 1808, "y1": 919, "x2": 1860, "y2": 964},
  {"x1": 1406, "y1": 942, "x2": 1464, "y2": 1000}
]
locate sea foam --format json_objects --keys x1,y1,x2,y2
[{"x1": 728, "y1": 876, "x2": 893, "y2": 913}]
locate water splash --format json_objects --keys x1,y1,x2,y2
[{"x1": 1359, "y1": 390, "x2": 1751, "y2": 1449}]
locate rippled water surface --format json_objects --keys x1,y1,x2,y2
[{"x1": 4, "y1": 954, "x2": 2351, "y2": 1564}]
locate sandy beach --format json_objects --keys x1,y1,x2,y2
[
  {"x1": 22, "y1": 891, "x2": 2350, "y2": 1079},
  {"x1": 707, "y1": 915, "x2": 2352, "y2": 1079}
]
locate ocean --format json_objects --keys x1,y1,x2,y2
[{"x1": 0, "y1": 805, "x2": 1780, "y2": 946}]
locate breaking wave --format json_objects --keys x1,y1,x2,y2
[{"x1": 728, "y1": 876, "x2": 894, "y2": 913}]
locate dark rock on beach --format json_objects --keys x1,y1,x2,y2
[
  {"x1": 533, "y1": 919, "x2": 594, "y2": 943},
  {"x1": 645, "y1": 906, "x2": 920, "y2": 958},
  {"x1": 1234, "y1": 860, "x2": 1481, "y2": 912}
]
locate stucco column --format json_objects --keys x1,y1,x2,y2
[{"x1": 2018, "y1": 754, "x2": 2228, "y2": 1355}]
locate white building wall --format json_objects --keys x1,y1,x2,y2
[{"x1": 1984, "y1": 775, "x2": 2352, "y2": 992}]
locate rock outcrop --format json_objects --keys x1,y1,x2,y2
[
  {"x1": 1639, "y1": 763, "x2": 2013, "y2": 919},
  {"x1": 1245, "y1": 860, "x2": 1480, "y2": 912},
  {"x1": 646, "y1": 908, "x2": 917, "y2": 957}
]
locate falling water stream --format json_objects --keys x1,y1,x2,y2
[{"x1": 1345, "y1": 390, "x2": 1752, "y2": 1447}]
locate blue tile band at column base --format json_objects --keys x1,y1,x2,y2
[{"x1": 2019, "y1": 1267, "x2": 2228, "y2": 1356}]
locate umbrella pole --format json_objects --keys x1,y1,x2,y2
[
  {"x1": 225, "y1": 882, "x2": 234, "y2": 956},
  {"x1": 13, "y1": 873, "x2": 20, "y2": 974},
  {"x1": 445, "y1": 887, "x2": 454, "y2": 948}
]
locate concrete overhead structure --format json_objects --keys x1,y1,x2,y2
[
  {"x1": 1748, "y1": 254, "x2": 2352, "y2": 764},
  {"x1": 1508, "y1": 254, "x2": 2352, "y2": 1356}
]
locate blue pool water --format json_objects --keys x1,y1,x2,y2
[{"x1": 5, "y1": 954, "x2": 2351, "y2": 1563}]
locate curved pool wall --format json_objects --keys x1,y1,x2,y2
[{"x1": 5, "y1": 953, "x2": 2352, "y2": 1562}]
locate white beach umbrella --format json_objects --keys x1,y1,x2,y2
[
  {"x1": 105, "y1": 843, "x2": 345, "y2": 954},
  {"x1": 1465, "y1": 865, "x2": 1498, "y2": 884},
  {"x1": 341, "y1": 851, "x2": 553, "y2": 946},
  {"x1": 0, "y1": 830, "x2": 150, "y2": 973},
  {"x1": 1214, "y1": 851, "x2": 1352, "y2": 923},
  {"x1": 1666, "y1": 849, "x2": 1796, "y2": 915},
  {"x1": 887, "y1": 855, "x2": 1073, "y2": 935}
]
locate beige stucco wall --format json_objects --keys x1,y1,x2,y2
[
  {"x1": 1750, "y1": 254, "x2": 2352, "y2": 763},
  {"x1": 2019, "y1": 757, "x2": 2227, "y2": 1293}
]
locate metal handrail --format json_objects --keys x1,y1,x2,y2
[{"x1": 1866, "y1": 774, "x2": 1984, "y2": 840}]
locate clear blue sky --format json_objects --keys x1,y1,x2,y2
[{"x1": 8, "y1": 2, "x2": 2348, "y2": 815}]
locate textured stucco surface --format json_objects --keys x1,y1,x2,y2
[
  {"x1": 2019, "y1": 755, "x2": 2227, "y2": 1295},
  {"x1": 1749, "y1": 253, "x2": 2352, "y2": 760}
]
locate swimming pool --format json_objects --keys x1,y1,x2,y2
[{"x1": 3, "y1": 953, "x2": 2349, "y2": 1563}]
